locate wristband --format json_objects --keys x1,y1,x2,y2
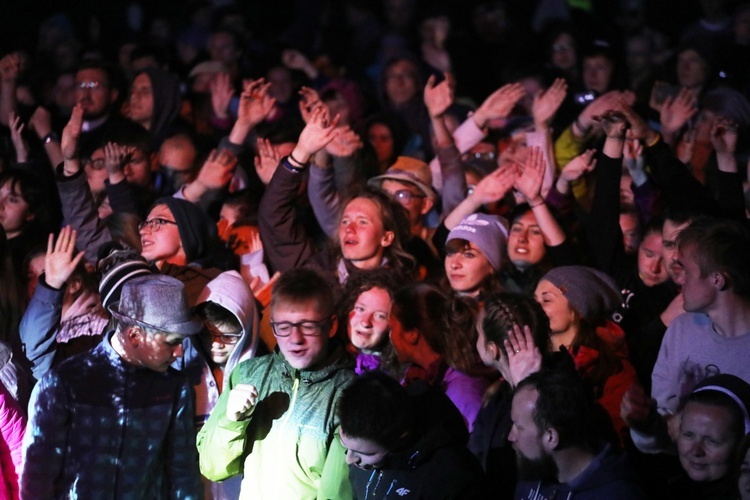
[
  {"x1": 288, "y1": 152, "x2": 308, "y2": 167},
  {"x1": 528, "y1": 198, "x2": 545, "y2": 208},
  {"x1": 281, "y1": 157, "x2": 303, "y2": 174},
  {"x1": 43, "y1": 132, "x2": 60, "y2": 144},
  {"x1": 646, "y1": 133, "x2": 661, "y2": 148}
]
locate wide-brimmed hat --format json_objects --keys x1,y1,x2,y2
[
  {"x1": 368, "y1": 156, "x2": 436, "y2": 199},
  {"x1": 108, "y1": 274, "x2": 202, "y2": 336}
]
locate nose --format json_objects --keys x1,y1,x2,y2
[
  {"x1": 650, "y1": 257, "x2": 663, "y2": 274},
  {"x1": 516, "y1": 230, "x2": 528, "y2": 243},
  {"x1": 345, "y1": 449, "x2": 359, "y2": 466},
  {"x1": 508, "y1": 425, "x2": 517, "y2": 444},
  {"x1": 288, "y1": 326, "x2": 305, "y2": 344},
  {"x1": 691, "y1": 440, "x2": 705, "y2": 457},
  {"x1": 360, "y1": 312, "x2": 373, "y2": 327},
  {"x1": 447, "y1": 254, "x2": 462, "y2": 269},
  {"x1": 173, "y1": 344, "x2": 184, "y2": 359},
  {"x1": 212, "y1": 337, "x2": 225, "y2": 348}
]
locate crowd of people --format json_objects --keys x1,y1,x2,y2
[{"x1": 1, "y1": 0, "x2": 750, "y2": 498}]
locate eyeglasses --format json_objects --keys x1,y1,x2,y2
[
  {"x1": 77, "y1": 81, "x2": 106, "y2": 90},
  {"x1": 84, "y1": 158, "x2": 106, "y2": 170},
  {"x1": 393, "y1": 190, "x2": 426, "y2": 204},
  {"x1": 201, "y1": 327, "x2": 242, "y2": 345},
  {"x1": 138, "y1": 218, "x2": 178, "y2": 232},
  {"x1": 270, "y1": 317, "x2": 331, "y2": 337}
]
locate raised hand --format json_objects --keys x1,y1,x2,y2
[
  {"x1": 281, "y1": 49, "x2": 317, "y2": 79},
  {"x1": 473, "y1": 83, "x2": 526, "y2": 128},
  {"x1": 44, "y1": 226, "x2": 85, "y2": 290},
  {"x1": 325, "y1": 126, "x2": 363, "y2": 157},
  {"x1": 103, "y1": 142, "x2": 135, "y2": 175},
  {"x1": 596, "y1": 109, "x2": 629, "y2": 139},
  {"x1": 560, "y1": 149, "x2": 597, "y2": 184},
  {"x1": 504, "y1": 323, "x2": 542, "y2": 387},
  {"x1": 660, "y1": 88, "x2": 698, "y2": 135},
  {"x1": 471, "y1": 163, "x2": 516, "y2": 204},
  {"x1": 61, "y1": 103, "x2": 84, "y2": 162},
  {"x1": 619, "y1": 102, "x2": 656, "y2": 143},
  {"x1": 578, "y1": 90, "x2": 636, "y2": 132},
  {"x1": 210, "y1": 72, "x2": 235, "y2": 120},
  {"x1": 423, "y1": 72, "x2": 455, "y2": 118},
  {"x1": 8, "y1": 112, "x2": 28, "y2": 162},
  {"x1": 237, "y1": 78, "x2": 276, "y2": 128},
  {"x1": 513, "y1": 146, "x2": 546, "y2": 204},
  {"x1": 293, "y1": 106, "x2": 340, "y2": 162},
  {"x1": 532, "y1": 78, "x2": 568, "y2": 128},
  {"x1": 226, "y1": 383, "x2": 259, "y2": 421},
  {"x1": 195, "y1": 149, "x2": 238, "y2": 190},
  {"x1": 711, "y1": 116, "x2": 738, "y2": 155},
  {"x1": 254, "y1": 137, "x2": 280, "y2": 185}
]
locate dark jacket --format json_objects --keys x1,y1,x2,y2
[
  {"x1": 468, "y1": 382, "x2": 517, "y2": 500},
  {"x1": 514, "y1": 443, "x2": 645, "y2": 500},
  {"x1": 348, "y1": 384, "x2": 489, "y2": 499}
]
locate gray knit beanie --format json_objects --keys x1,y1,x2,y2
[
  {"x1": 446, "y1": 213, "x2": 508, "y2": 270},
  {"x1": 541, "y1": 266, "x2": 622, "y2": 320}
]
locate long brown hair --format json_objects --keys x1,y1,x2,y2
[{"x1": 391, "y1": 283, "x2": 480, "y2": 374}]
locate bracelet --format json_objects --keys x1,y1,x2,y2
[
  {"x1": 646, "y1": 133, "x2": 661, "y2": 148},
  {"x1": 288, "y1": 152, "x2": 308, "y2": 167},
  {"x1": 281, "y1": 157, "x2": 303, "y2": 174},
  {"x1": 528, "y1": 198, "x2": 545, "y2": 208}
]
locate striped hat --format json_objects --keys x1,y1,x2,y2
[{"x1": 97, "y1": 246, "x2": 154, "y2": 309}]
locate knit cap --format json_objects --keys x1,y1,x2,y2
[
  {"x1": 97, "y1": 245, "x2": 153, "y2": 309},
  {"x1": 693, "y1": 374, "x2": 750, "y2": 434},
  {"x1": 154, "y1": 197, "x2": 218, "y2": 263},
  {"x1": 541, "y1": 266, "x2": 622, "y2": 321},
  {"x1": 446, "y1": 213, "x2": 508, "y2": 271}
]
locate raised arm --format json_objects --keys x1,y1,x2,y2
[
  {"x1": 513, "y1": 146, "x2": 566, "y2": 247},
  {"x1": 56, "y1": 105, "x2": 113, "y2": 263},
  {"x1": 0, "y1": 53, "x2": 22, "y2": 128},
  {"x1": 258, "y1": 106, "x2": 340, "y2": 273},
  {"x1": 19, "y1": 227, "x2": 85, "y2": 381}
]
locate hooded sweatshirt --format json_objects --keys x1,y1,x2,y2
[
  {"x1": 347, "y1": 383, "x2": 490, "y2": 499},
  {"x1": 191, "y1": 270, "x2": 260, "y2": 427}
]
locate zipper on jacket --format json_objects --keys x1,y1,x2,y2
[{"x1": 281, "y1": 374, "x2": 300, "y2": 430}]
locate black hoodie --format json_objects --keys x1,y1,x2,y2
[{"x1": 347, "y1": 383, "x2": 490, "y2": 499}]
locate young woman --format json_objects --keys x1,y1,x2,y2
[
  {"x1": 470, "y1": 292, "x2": 551, "y2": 499},
  {"x1": 259, "y1": 106, "x2": 416, "y2": 286},
  {"x1": 338, "y1": 269, "x2": 401, "y2": 375},
  {"x1": 443, "y1": 213, "x2": 507, "y2": 300},
  {"x1": 534, "y1": 265, "x2": 635, "y2": 440},
  {"x1": 0, "y1": 168, "x2": 59, "y2": 271},
  {"x1": 389, "y1": 283, "x2": 490, "y2": 431}
]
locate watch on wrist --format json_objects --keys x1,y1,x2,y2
[{"x1": 43, "y1": 132, "x2": 60, "y2": 144}]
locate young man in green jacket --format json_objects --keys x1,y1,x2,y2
[{"x1": 197, "y1": 267, "x2": 355, "y2": 499}]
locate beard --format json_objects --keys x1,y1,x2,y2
[{"x1": 516, "y1": 451, "x2": 558, "y2": 484}]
